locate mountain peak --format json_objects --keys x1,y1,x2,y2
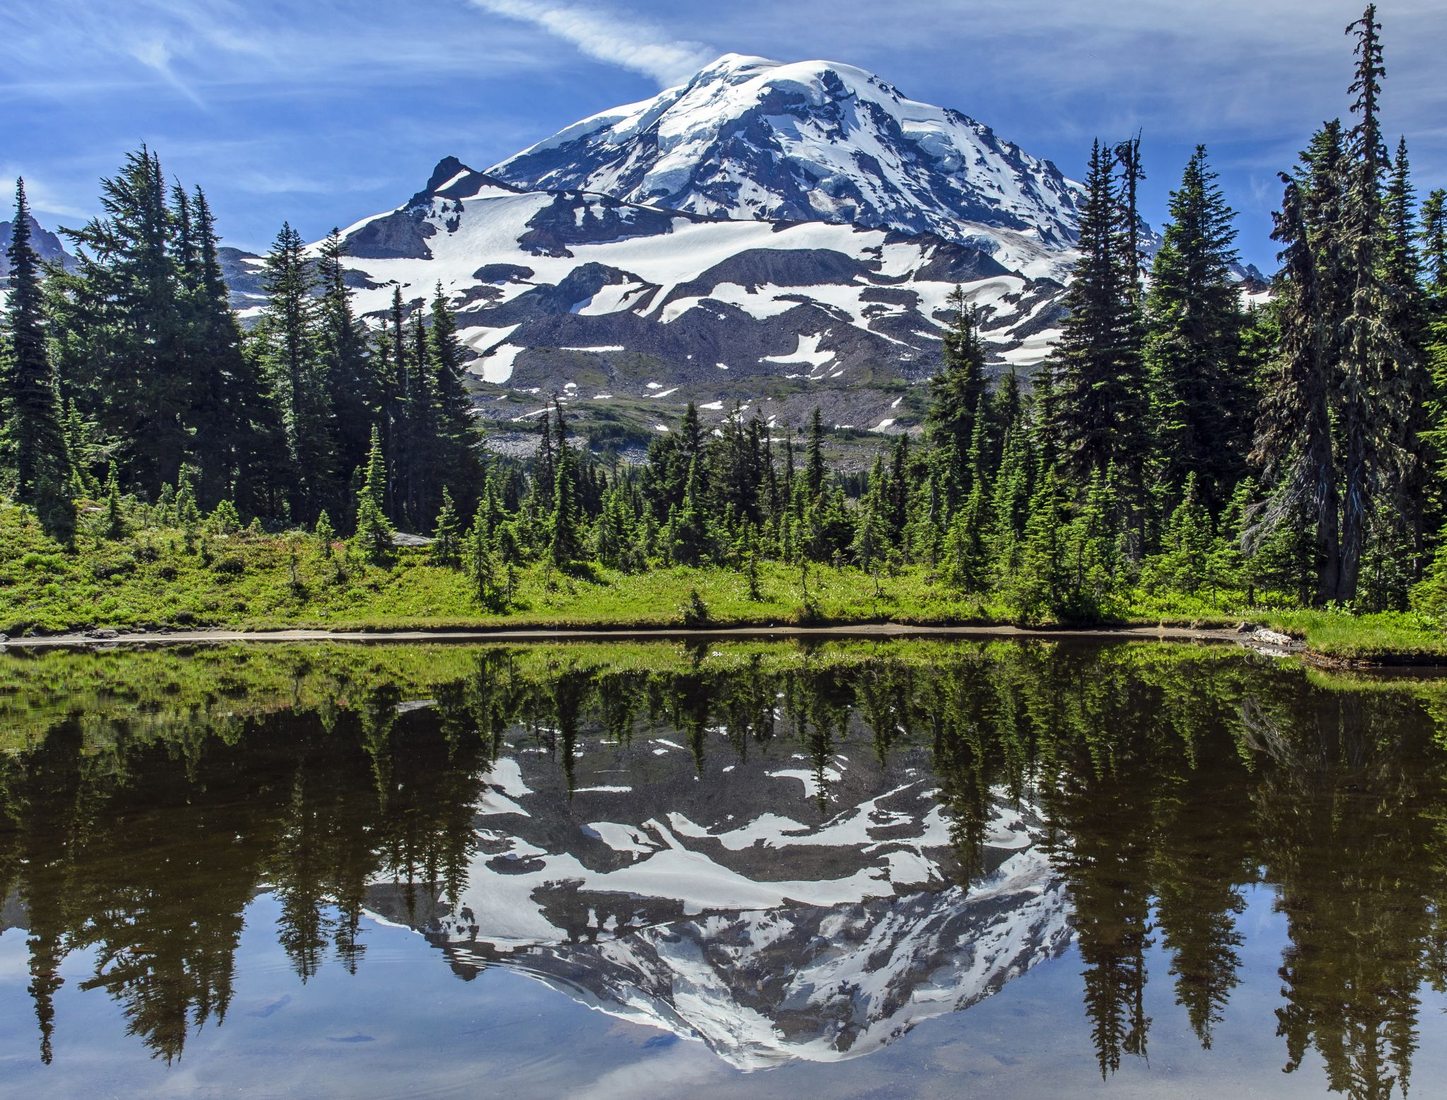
[
  {"x1": 691, "y1": 52, "x2": 778, "y2": 77},
  {"x1": 490, "y1": 54, "x2": 1082, "y2": 253},
  {"x1": 423, "y1": 155, "x2": 473, "y2": 193},
  {"x1": 406, "y1": 156, "x2": 523, "y2": 210},
  {"x1": 0, "y1": 213, "x2": 75, "y2": 280}
]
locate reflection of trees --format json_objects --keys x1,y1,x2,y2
[
  {"x1": 1241, "y1": 689, "x2": 1446, "y2": 1100},
  {"x1": 920, "y1": 643, "x2": 1447, "y2": 1096},
  {"x1": 0, "y1": 641, "x2": 1445, "y2": 1093},
  {"x1": 0, "y1": 688, "x2": 495, "y2": 1062}
]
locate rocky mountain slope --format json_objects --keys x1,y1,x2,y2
[
  {"x1": 0, "y1": 213, "x2": 74, "y2": 284},
  {"x1": 22, "y1": 55, "x2": 1100, "y2": 447},
  {"x1": 277, "y1": 154, "x2": 1067, "y2": 447}
]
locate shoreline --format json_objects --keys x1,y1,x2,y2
[{"x1": 0, "y1": 620, "x2": 1308, "y2": 656}]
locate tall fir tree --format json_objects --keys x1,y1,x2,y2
[
  {"x1": 1145, "y1": 146, "x2": 1250, "y2": 513},
  {"x1": 804, "y1": 407, "x2": 827, "y2": 500},
  {"x1": 1049, "y1": 140, "x2": 1150, "y2": 506},
  {"x1": 2, "y1": 179, "x2": 73, "y2": 538},
  {"x1": 428, "y1": 285, "x2": 482, "y2": 513},
  {"x1": 353, "y1": 424, "x2": 392, "y2": 562},
  {"x1": 316, "y1": 229, "x2": 375, "y2": 490},
  {"x1": 549, "y1": 440, "x2": 582, "y2": 566},
  {"x1": 927, "y1": 284, "x2": 988, "y2": 498},
  {"x1": 50, "y1": 148, "x2": 189, "y2": 495},
  {"x1": 1251, "y1": 173, "x2": 1342, "y2": 604},
  {"x1": 184, "y1": 187, "x2": 284, "y2": 516},
  {"x1": 254, "y1": 222, "x2": 334, "y2": 522},
  {"x1": 1335, "y1": 3, "x2": 1393, "y2": 599},
  {"x1": 1374, "y1": 136, "x2": 1431, "y2": 597}
]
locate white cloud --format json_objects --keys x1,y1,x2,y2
[
  {"x1": 126, "y1": 35, "x2": 206, "y2": 106},
  {"x1": 471, "y1": 0, "x2": 716, "y2": 87},
  {"x1": 0, "y1": 168, "x2": 89, "y2": 221}
]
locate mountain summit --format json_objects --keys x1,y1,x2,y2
[
  {"x1": 491, "y1": 54, "x2": 1083, "y2": 273},
  {"x1": 221, "y1": 53, "x2": 1091, "y2": 445}
]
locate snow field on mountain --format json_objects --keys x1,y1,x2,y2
[{"x1": 492, "y1": 54, "x2": 1082, "y2": 252}]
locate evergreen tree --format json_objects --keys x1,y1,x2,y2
[
  {"x1": 667, "y1": 456, "x2": 709, "y2": 566},
  {"x1": 314, "y1": 510, "x2": 335, "y2": 558},
  {"x1": 1049, "y1": 140, "x2": 1151, "y2": 501},
  {"x1": 1151, "y1": 473, "x2": 1214, "y2": 595},
  {"x1": 186, "y1": 189, "x2": 285, "y2": 517},
  {"x1": 594, "y1": 482, "x2": 635, "y2": 570},
  {"x1": 466, "y1": 513, "x2": 502, "y2": 610},
  {"x1": 430, "y1": 487, "x2": 461, "y2": 567},
  {"x1": 104, "y1": 462, "x2": 126, "y2": 539},
  {"x1": 852, "y1": 454, "x2": 892, "y2": 575},
  {"x1": 378, "y1": 287, "x2": 410, "y2": 520},
  {"x1": 1373, "y1": 137, "x2": 1431, "y2": 600},
  {"x1": 549, "y1": 442, "x2": 582, "y2": 567},
  {"x1": 1334, "y1": 3, "x2": 1411, "y2": 600},
  {"x1": 988, "y1": 410, "x2": 1034, "y2": 583},
  {"x1": 353, "y1": 426, "x2": 392, "y2": 563},
  {"x1": 1251, "y1": 175, "x2": 1342, "y2": 604},
  {"x1": 1423, "y1": 188, "x2": 1447, "y2": 521},
  {"x1": 944, "y1": 480, "x2": 989, "y2": 592},
  {"x1": 1113, "y1": 134, "x2": 1147, "y2": 288},
  {"x1": 428, "y1": 285, "x2": 482, "y2": 512},
  {"x1": 316, "y1": 229, "x2": 374, "y2": 490},
  {"x1": 1065, "y1": 467, "x2": 1126, "y2": 618},
  {"x1": 2, "y1": 179, "x2": 73, "y2": 538},
  {"x1": 50, "y1": 148, "x2": 188, "y2": 495},
  {"x1": 802, "y1": 407, "x2": 826, "y2": 501},
  {"x1": 1253, "y1": 7, "x2": 1423, "y2": 605},
  {"x1": 1004, "y1": 468, "x2": 1071, "y2": 623},
  {"x1": 254, "y1": 222, "x2": 333, "y2": 522},
  {"x1": 1145, "y1": 147, "x2": 1250, "y2": 513},
  {"x1": 928, "y1": 285, "x2": 988, "y2": 491},
  {"x1": 400, "y1": 310, "x2": 439, "y2": 527}
]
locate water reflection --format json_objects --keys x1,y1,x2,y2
[{"x1": 0, "y1": 640, "x2": 1445, "y2": 1096}]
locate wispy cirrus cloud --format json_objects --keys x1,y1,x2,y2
[
  {"x1": 470, "y1": 0, "x2": 716, "y2": 87},
  {"x1": 0, "y1": 166, "x2": 90, "y2": 221}
]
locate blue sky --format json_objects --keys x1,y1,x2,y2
[{"x1": 4, "y1": 0, "x2": 1445, "y2": 270}]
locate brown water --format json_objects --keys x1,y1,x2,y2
[{"x1": 0, "y1": 639, "x2": 1443, "y2": 1098}]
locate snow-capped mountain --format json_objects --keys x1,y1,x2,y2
[
  {"x1": 491, "y1": 55, "x2": 1084, "y2": 282},
  {"x1": 284, "y1": 155, "x2": 1064, "y2": 443},
  {"x1": 363, "y1": 725, "x2": 1073, "y2": 1069},
  {"x1": 224, "y1": 54, "x2": 1094, "y2": 443}
]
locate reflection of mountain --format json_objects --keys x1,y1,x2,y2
[
  {"x1": 4, "y1": 642, "x2": 1444, "y2": 1094},
  {"x1": 365, "y1": 731, "x2": 1072, "y2": 1069}
]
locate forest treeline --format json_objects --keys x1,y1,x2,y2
[{"x1": 4, "y1": 6, "x2": 1447, "y2": 622}]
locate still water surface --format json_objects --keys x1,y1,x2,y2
[{"x1": 0, "y1": 639, "x2": 1444, "y2": 1098}]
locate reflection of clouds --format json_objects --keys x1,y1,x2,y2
[
  {"x1": 581, "y1": 1038, "x2": 731, "y2": 1099},
  {"x1": 0, "y1": 169, "x2": 88, "y2": 221},
  {"x1": 0, "y1": 929, "x2": 33, "y2": 981}
]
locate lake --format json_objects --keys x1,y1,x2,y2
[{"x1": 0, "y1": 638, "x2": 1444, "y2": 1098}]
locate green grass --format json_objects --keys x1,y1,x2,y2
[
  {"x1": 3, "y1": 502, "x2": 1445, "y2": 662},
  {"x1": 0, "y1": 503, "x2": 995, "y2": 635},
  {"x1": 1254, "y1": 609, "x2": 1447, "y2": 662}
]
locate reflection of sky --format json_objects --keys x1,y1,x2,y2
[{"x1": 2, "y1": 886, "x2": 1445, "y2": 1098}]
